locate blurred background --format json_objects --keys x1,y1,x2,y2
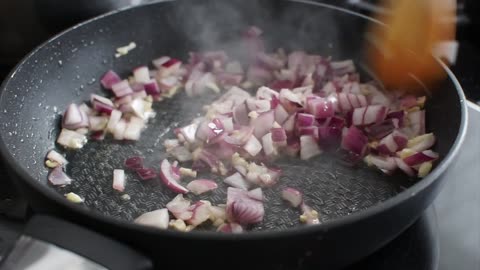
[{"x1": 0, "y1": 0, "x2": 479, "y2": 103}]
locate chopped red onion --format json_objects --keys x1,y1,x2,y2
[
  {"x1": 233, "y1": 102, "x2": 250, "y2": 126},
  {"x1": 178, "y1": 123, "x2": 198, "y2": 144},
  {"x1": 300, "y1": 135, "x2": 322, "y2": 160},
  {"x1": 364, "y1": 119, "x2": 396, "y2": 140},
  {"x1": 394, "y1": 158, "x2": 415, "y2": 177},
  {"x1": 271, "y1": 128, "x2": 287, "y2": 146},
  {"x1": 152, "y1": 56, "x2": 171, "y2": 69},
  {"x1": 62, "y1": 103, "x2": 89, "y2": 130},
  {"x1": 123, "y1": 116, "x2": 145, "y2": 141},
  {"x1": 144, "y1": 80, "x2": 161, "y2": 95},
  {"x1": 256, "y1": 86, "x2": 279, "y2": 100},
  {"x1": 57, "y1": 129, "x2": 87, "y2": 149},
  {"x1": 247, "y1": 188, "x2": 264, "y2": 201},
  {"x1": 186, "y1": 179, "x2": 218, "y2": 195},
  {"x1": 111, "y1": 80, "x2": 133, "y2": 98},
  {"x1": 187, "y1": 201, "x2": 212, "y2": 226},
  {"x1": 243, "y1": 135, "x2": 262, "y2": 156},
  {"x1": 341, "y1": 126, "x2": 368, "y2": 157},
  {"x1": 407, "y1": 133, "x2": 436, "y2": 152},
  {"x1": 48, "y1": 167, "x2": 72, "y2": 186},
  {"x1": 133, "y1": 66, "x2": 150, "y2": 84},
  {"x1": 367, "y1": 155, "x2": 397, "y2": 171},
  {"x1": 217, "y1": 223, "x2": 244, "y2": 233},
  {"x1": 112, "y1": 169, "x2": 125, "y2": 192},
  {"x1": 224, "y1": 172, "x2": 251, "y2": 190},
  {"x1": 90, "y1": 94, "x2": 114, "y2": 115},
  {"x1": 282, "y1": 187, "x2": 303, "y2": 207},
  {"x1": 100, "y1": 70, "x2": 121, "y2": 89},
  {"x1": 226, "y1": 187, "x2": 264, "y2": 225},
  {"x1": 158, "y1": 76, "x2": 178, "y2": 92},
  {"x1": 134, "y1": 208, "x2": 169, "y2": 229},
  {"x1": 113, "y1": 119, "x2": 127, "y2": 140},
  {"x1": 296, "y1": 113, "x2": 315, "y2": 127},
  {"x1": 403, "y1": 150, "x2": 439, "y2": 166},
  {"x1": 106, "y1": 110, "x2": 122, "y2": 133},
  {"x1": 261, "y1": 132, "x2": 277, "y2": 157},
  {"x1": 352, "y1": 105, "x2": 387, "y2": 126},
  {"x1": 377, "y1": 130, "x2": 408, "y2": 155},
  {"x1": 274, "y1": 104, "x2": 289, "y2": 125},
  {"x1": 46, "y1": 150, "x2": 68, "y2": 166},
  {"x1": 159, "y1": 159, "x2": 189, "y2": 194},
  {"x1": 166, "y1": 194, "x2": 193, "y2": 220},
  {"x1": 251, "y1": 110, "x2": 274, "y2": 138},
  {"x1": 307, "y1": 98, "x2": 334, "y2": 119},
  {"x1": 282, "y1": 113, "x2": 296, "y2": 134},
  {"x1": 136, "y1": 168, "x2": 157, "y2": 180},
  {"x1": 124, "y1": 156, "x2": 144, "y2": 170}
]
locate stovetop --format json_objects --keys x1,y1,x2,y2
[{"x1": 0, "y1": 1, "x2": 479, "y2": 269}]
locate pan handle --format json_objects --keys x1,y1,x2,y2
[{"x1": 0, "y1": 215, "x2": 152, "y2": 270}]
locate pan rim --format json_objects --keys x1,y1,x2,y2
[{"x1": 0, "y1": 0, "x2": 469, "y2": 240}]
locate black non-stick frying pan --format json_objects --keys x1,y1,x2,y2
[{"x1": 0, "y1": 0, "x2": 468, "y2": 269}]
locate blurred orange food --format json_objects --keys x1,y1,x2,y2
[{"x1": 366, "y1": 0, "x2": 457, "y2": 92}]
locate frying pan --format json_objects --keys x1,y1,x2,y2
[{"x1": 0, "y1": 0, "x2": 467, "y2": 269}]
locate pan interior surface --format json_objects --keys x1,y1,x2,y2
[{"x1": 0, "y1": 0, "x2": 462, "y2": 232}]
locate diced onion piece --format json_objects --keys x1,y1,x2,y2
[
  {"x1": 341, "y1": 126, "x2": 368, "y2": 157},
  {"x1": 111, "y1": 80, "x2": 133, "y2": 98},
  {"x1": 243, "y1": 135, "x2": 262, "y2": 156},
  {"x1": 224, "y1": 172, "x2": 251, "y2": 190},
  {"x1": 307, "y1": 98, "x2": 334, "y2": 119},
  {"x1": 271, "y1": 128, "x2": 287, "y2": 146},
  {"x1": 136, "y1": 168, "x2": 157, "y2": 180},
  {"x1": 261, "y1": 132, "x2": 277, "y2": 157},
  {"x1": 101, "y1": 70, "x2": 121, "y2": 89},
  {"x1": 57, "y1": 129, "x2": 87, "y2": 149},
  {"x1": 113, "y1": 119, "x2": 127, "y2": 140},
  {"x1": 133, "y1": 66, "x2": 150, "y2": 84},
  {"x1": 403, "y1": 150, "x2": 439, "y2": 166},
  {"x1": 144, "y1": 80, "x2": 161, "y2": 96},
  {"x1": 62, "y1": 103, "x2": 88, "y2": 130},
  {"x1": 159, "y1": 159, "x2": 189, "y2": 194},
  {"x1": 124, "y1": 156, "x2": 144, "y2": 170},
  {"x1": 91, "y1": 94, "x2": 114, "y2": 115},
  {"x1": 226, "y1": 187, "x2": 264, "y2": 225},
  {"x1": 366, "y1": 155, "x2": 397, "y2": 171},
  {"x1": 167, "y1": 194, "x2": 192, "y2": 220},
  {"x1": 300, "y1": 135, "x2": 322, "y2": 160},
  {"x1": 169, "y1": 146, "x2": 193, "y2": 162},
  {"x1": 217, "y1": 223, "x2": 244, "y2": 233},
  {"x1": 274, "y1": 104, "x2": 289, "y2": 125},
  {"x1": 152, "y1": 56, "x2": 170, "y2": 68},
  {"x1": 186, "y1": 179, "x2": 218, "y2": 195},
  {"x1": 123, "y1": 116, "x2": 145, "y2": 141},
  {"x1": 407, "y1": 133, "x2": 435, "y2": 152},
  {"x1": 89, "y1": 116, "x2": 108, "y2": 131},
  {"x1": 247, "y1": 188, "x2": 264, "y2": 201},
  {"x1": 134, "y1": 208, "x2": 170, "y2": 229},
  {"x1": 106, "y1": 110, "x2": 122, "y2": 133},
  {"x1": 46, "y1": 150, "x2": 68, "y2": 166},
  {"x1": 187, "y1": 201, "x2": 212, "y2": 226},
  {"x1": 112, "y1": 169, "x2": 125, "y2": 192},
  {"x1": 48, "y1": 167, "x2": 72, "y2": 186},
  {"x1": 394, "y1": 157, "x2": 415, "y2": 177},
  {"x1": 282, "y1": 187, "x2": 303, "y2": 207}
]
